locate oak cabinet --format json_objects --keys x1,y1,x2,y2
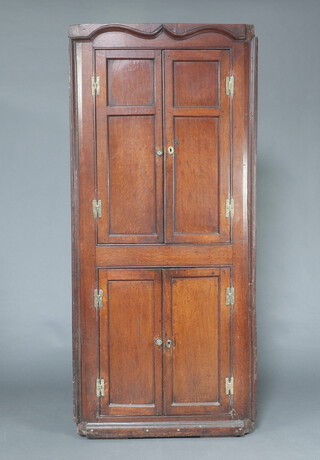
[{"x1": 69, "y1": 23, "x2": 257, "y2": 438}]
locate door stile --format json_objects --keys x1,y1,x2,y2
[
  {"x1": 163, "y1": 269, "x2": 173, "y2": 414},
  {"x1": 162, "y1": 50, "x2": 168, "y2": 244},
  {"x1": 163, "y1": 52, "x2": 174, "y2": 244}
]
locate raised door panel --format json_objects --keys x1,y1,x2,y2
[
  {"x1": 164, "y1": 50, "x2": 232, "y2": 243},
  {"x1": 95, "y1": 50, "x2": 163, "y2": 244},
  {"x1": 163, "y1": 268, "x2": 231, "y2": 415},
  {"x1": 99, "y1": 269, "x2": 162, "y2": 416}
]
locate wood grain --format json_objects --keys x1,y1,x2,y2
[
  {"x1": 164, "y1": 50, "x2": 232, "y2": 243},
  {"x1": 163, "y1": 268, "x2": 231, "y2": 415},
  {"x1": 96, "y1": 50, "x2": 163, "y2": 244},
  {"x1": 69, "y1": 23, "x2": 258, "y2": 438},
  {"x1": 96, "y1": 244, "x2": 232, "y2": 267},
  {"x1": 99, "y1": 269, "x2": 162, "y2": 416},
  {"x1": 69, "y1": 23, "x2": 251, "y2": 41}
]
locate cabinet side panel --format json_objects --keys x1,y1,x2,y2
[
  {"x1": 231, "y1": 40, "x2": 257, "y2": 421},
  {"x1": 71, "y1": 41, "x2": 98, "y2": 422},
  {"x1": 248, "y1": 36, "x2": 258, "y2": 422},
  {"x1": 70, "y1": 38, "x2": 81, "y2": 424}
]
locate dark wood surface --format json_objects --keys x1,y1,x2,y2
[
  {"x1": 163, "y1": 268, "x2": 231, "y2": 416},
  {"x1": 70, "y1": 23, "x2": 257, "y2": 438},
  {"x1": 164, "y1": 49, "x2": 231, "y2": 243},
  {"x1": 99, "y1": 269, "x2": 162, "y2": 416},
  {"x1": 96, "y1": 49, "x2": 163, "y2": 244}
]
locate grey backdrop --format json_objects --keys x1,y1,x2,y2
[{"x1": 1, "y1": 0, "x2": 319, "y2": 459}]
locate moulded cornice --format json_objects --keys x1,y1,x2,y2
[{"x1": 69, "y1": 23, "x2": 254, "y2": 41}]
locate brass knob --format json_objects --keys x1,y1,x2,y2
[
  {"x1": 154, "y1": 337, "x2": 163, "y2": 346},
  {"x1": 167, "y1": 146, "x2": 174, "y2": 155}
]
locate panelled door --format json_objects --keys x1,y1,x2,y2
[
  {"x1": 95, "y1": 49, "x2": 232, "y2": 244},
  {"x1": 95, "y1": 50, "x2": 163, "y2": 244},
  {"x1": 164, "y1": 50, "x2": 232, "y2": 243},
  {"x1": 163, "y1": 268, "x2": 231, "y2": 415},
  {"x1": 98, "y1": 268, "x2": 232, "y2": 417},
  {"x1": 98, "y1": 269, "x2": 163, "y2": 416}
]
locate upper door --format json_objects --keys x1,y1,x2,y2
[
  {"x1": 95, "y1": 49, "x2": 232, "y2": 245},
  {"x1": 95, "y1": 50, "x2": 163, "y2": 244},
  {"x1": 164, "y1": 50, "x2": 232, "y2": 243}
]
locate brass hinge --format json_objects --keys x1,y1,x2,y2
[
  {"x1": 225, "y1": 377, "x2": 234, "y2": 396},
  {"x1": 94, "y1": 289, "x2": 104, "y2": 309},
  {"x1": 96, "y1": 378, "x2": 105, "y2": 397},
  {"x1": 226, "y1": 198, "x2": 234, "y2": 218},
  {"x1": 92, "y1": 199, "x2": 102, "y2": 218},
  {"x1": 226, "y1": 287, "x2": 235, "y2": 306},
  {"x1": 92, "y1": 76, "x2": 100, "y2": 96},
  {"x1": 226, "y1": 75, "x2": 234, "y2": 96}
]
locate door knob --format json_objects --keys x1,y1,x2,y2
[
  {"x1": 165, "y1": 339, "x2": 172, "y2": 349},
  {"x1": 154, "y1": 337, "x2": 163, "y2": 346},
  {"x1": 167, "y1": 146, "x2": 174, "y2": 155},
  {"x1": 156, "y1": 150, "x2": 163, "y2": 156}
]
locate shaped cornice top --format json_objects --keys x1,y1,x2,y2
[{"x1": 68, "y1": 23, "x2": 254, "y2": 41}]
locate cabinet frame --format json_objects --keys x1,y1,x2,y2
[{"x1": 69, "y1": 23, "x2": 257, "y2": 438}]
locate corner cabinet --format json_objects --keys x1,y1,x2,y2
[{"x1": 69, "y1": 23, "x2": 257, "y2": 438}]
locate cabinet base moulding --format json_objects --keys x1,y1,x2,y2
[{"x1": 77, "y1": 420, "x2": 255, "y2": 438}]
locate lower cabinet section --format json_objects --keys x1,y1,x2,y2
[{"x1": 97, "y1": 268, "x2": 233, "y2": 420}]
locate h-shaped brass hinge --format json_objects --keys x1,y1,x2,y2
[
  {"x1": 225, "y1": 377, "x2": 234, "y2": 396},
  {"x1": 226, "y1": 198, "x2": 234, "y2": 218},
  {"x1": 92, "y1": 199, "x2": 102, "y2": 218},
  {"x1": 92, "y1": 76, "x2": 100, "y2": 96},
  {"x1": 226, "y1": 76, "x2": 234, "y2": 96},
  {"x1": 94, "y1": 289, "x2": 104, "y2": 309},
  {"x1": 96, "y1": 378, "x2": 105, "y2": 397},
  {"x1": 226, "y1": 287, "x2": 235, "y2": 306}
]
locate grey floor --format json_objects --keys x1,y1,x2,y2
[{"x1": 1, "y1": 368, "x2": 319, "y2": 460}]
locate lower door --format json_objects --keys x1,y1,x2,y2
[
  {"x1": 98, "y1": 269, "x2": 163, "y2": 415},
  {"x1": 98, "y1": 267, "x2": 232, "y2": 417},
  {"x1": 163, "y1": 268, "x2": 232, "y2": 415}
]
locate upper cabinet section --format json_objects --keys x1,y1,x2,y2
[{"x1": 70, "y1": 24, "x2": 256, "y2": 246}]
